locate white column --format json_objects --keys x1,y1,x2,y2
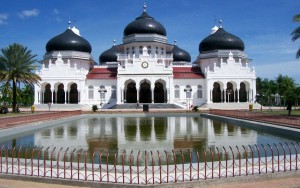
[
  {"x1": 78, "y1": 91, "x2": 80, "y2": 103},
  {"x1": 151, "y1": 88, "x2": 154, "y2": 103},
  {"x1": 41, "y1": 91, "x2": 44, "y2": 104},
  {"x1": 120, "y1": 88, "x2": 123, "y2": 103},
  {"x1": 221, "y1": 90, "x2": 224, "y2": 103},
  {"x1": 64, "y1": 90, "x2": 67, "y2": 104},
  {"x1": 166, "y1": 88, "x2": 169, "y2": 103},
  {"x1": 224, "y1": 88, "x2": 227, "y2": 103},
  {"x1": 237, "y1": 88, "x2": 240, "y2": 103},
  {"x1": 137, "y1": 87, "x2": 140, "y2": 102}
]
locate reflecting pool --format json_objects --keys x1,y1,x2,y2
[{"x1": 1, "y1": 114, "x2": 299, "y2": 155}]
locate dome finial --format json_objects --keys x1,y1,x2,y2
[
  {"x1": 174, "y1": 40, "x2": 177, "y2": 46},
  {"x1": 143, "y1": 3, "x2": 147, "y2": 12},
  {"x1": 68, "y1": 20, "x2": 71, "y2": 29},
  {"x1": 113, "y1": 39, "x2": 116, "y2": 46},
  {"x1": 211, "y1": 19, "x2": 219, "y2": 34},
  {"x1": 219, "y1": 19, "x2": 223, "y2": 28}
]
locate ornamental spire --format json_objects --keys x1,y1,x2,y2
[
  {"x1": 113, "y1": 39, "x2": 116, "y2": 46},
  {"x1": 68, "y1": 20, "x2": 71, "y2": 29},
  {"x1": 174, "y1": 40, "x2": 177, "y2": 46},
  {"x1": 219, "y1": 19, "x2": 223, "y2": 28},
  {"x1": 143, "y1": 3, "x2": 147, "y2": 12}
]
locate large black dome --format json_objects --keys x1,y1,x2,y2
[
  {"x1": 99, "y1": 45, "x2": 119, "y2": 64},
  {"x1": 123, "y1": 10, "x2": 166, "y2": 36},
  {"x1": 168, "y1": 45, "x2": 191, "y2": 62},
  {"x1": 199, "y1": 28, "x2": 244, "y2": 53},
  {"x1": 46, "y1": 29, "x2": 92, "y2": 53}
]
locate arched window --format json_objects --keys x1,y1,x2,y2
[
  {"x1": 139, "y1": 46, "x2": 143, "y2": 55},
  {"x1": 174, "y1": 85, "x2": 180, "y2": 98},
  {"x1": 161, "y1": 47, "x2": 164, "y2": 55},
  {"x1": 88, "y1": 86, "x2": 94, "y2": 99},
  {"x1": 197, "y1": 85, "x2": 203, "y2": 98},
  {"x1": 99, "y1": 85, "x2": 106, "y2": 99},
  {"x1": 185, "y1": 85, "x2": 192, "y2": 98},
  {"x1": 111, "y1": 85, "x2": 116, "y2": 99},
  {"x1": 147, "y1": 46, "x2": 151, "y2": 54}
]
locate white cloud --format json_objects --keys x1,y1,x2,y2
[
  {"x1": 0, "y1": 13, "x2": 8, "y2": 24},
  {"x1": 18, "y1": 9, "x2": 40, "y2": 19},
  {"x1": 53, "y1": 9, "x2": 59, "y2": 15}
]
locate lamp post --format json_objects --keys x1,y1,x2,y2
[
  {"x1": 184, "y1": 88, "x2": 192, "y2": 110},
  {"x1": 98, "y1": 88, "x2": 107, "y2": 110}
]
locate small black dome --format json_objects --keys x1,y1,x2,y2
[
  {"x1": 124, "y1": 11, "x2": 166, "y2": 36},
  {"x1": 46, "y1": 29, "x2": 92, "y2": 53},
  {"x1": 169, "y1": 45, "x2": 191, "y2": 62},
  {"x1": 199, "y1": 28, "x2": 244, "y2": 53},
  {"x1": 99, "y1": 45, "x2": 119, "y2": 64}
]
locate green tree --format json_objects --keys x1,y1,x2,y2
[
  {"x1": 0, "y1": 82, "x2": 12, "y2": 104},
  {"x1": 256, "y1": 74, "x2": 299, "y2": 107},
  {"x1": 291, "y1": 14, "x2": 300, "y2": 58},
  {"x1": 19, "y1": 84, "x2": 34, "y2": 106},
  {"x1": 0, "y1": 43, "x2": 41, "y2": 112}
]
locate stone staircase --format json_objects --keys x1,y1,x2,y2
[{"x1": 110, "y1": 103, "x2": 182, "y2": 109}]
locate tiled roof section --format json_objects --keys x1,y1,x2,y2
[
  {"x1": 173, "y1": 66, "x2": 205, "y2": 79},
  {"x1": 86, "y1": 67, "x2": 117, "y2": 79}
]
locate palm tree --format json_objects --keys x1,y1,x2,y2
[
  {"x1": 292, "y1": 14, "x2": 300, "y2": 58},
  {"x1": 0, "y1": 43, "x2": 41, "y2": 112}
]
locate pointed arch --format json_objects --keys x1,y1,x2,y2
[
  {"x1": 125, "y1": 81, "x2": 137, "y2": 103},
  {"x1": 139, "y1": 79, "x2": 151, "y2": 103},
  {"x1": 212, "y1": 82, "x2": 222, "y2": 103},
  {"x1": 56, "y1": 83, "x2": 65, "y2": 104},
  {"x1": 43, "y1": 83, "x2": 52, "y2": 103},
  {"x1": 154, "y1": 79, "x2": 166, "y2": 103},
  {"x1": 69, "y1": 83, "x2": 78, "y2": 104}
]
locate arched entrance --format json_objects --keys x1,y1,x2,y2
[
  {"x1": 56, "y1": 83, "x2": 65, "y2": 104},
  {"x1": 126, "y1": 82, "x2": 137, "y2": 103},
  {"x1": 154, "y1": 82, "x2": 165, "y2": 103},
  {"x1": 239, "y1": 82, "x2": 247, "y2": 102},
  {"x1": 139, "y1": 81, "x2": 151, "y2": 103},
  {"x1": 226, "y1": 82, "x2": 234, "y2": 102},
  {"x1": 69, "y1": 83, "x2": 78, "y2": 104},
  {"x1": 212, "y1": 82, "x2": 222, "y2": 103},
  {"x1": 44, "y1": 83, "x2": 52, "y2": 103}
]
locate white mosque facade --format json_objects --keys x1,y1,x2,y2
[{"x1": 34, "y1": 5, "x2": 256, "y2": 109}]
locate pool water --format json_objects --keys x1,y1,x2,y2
[{"x1": 0, "y1": 114, "x2": 299, "y2": 164}]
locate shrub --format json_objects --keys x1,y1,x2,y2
[
  {"x1": 192, "y1": 106, "x2": 199, "y2": 112},
  {"x1": 92, "y1": 105, "x2": 98, "y2": 112}
]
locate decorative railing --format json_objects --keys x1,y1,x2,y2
[{"x1": 0, "y1": 143, "x2": 299, "y2": 185}]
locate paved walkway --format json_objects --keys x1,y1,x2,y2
[
  {"x1": 209, "y1": 109, "x2": 300, "y2": 128},
  {"x1": 0, "y1": 175, "x2": 299, "y2": 188}
]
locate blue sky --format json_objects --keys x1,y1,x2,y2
[{"x1": 1, "y1": 0, "x2": 300, "y2": 83}]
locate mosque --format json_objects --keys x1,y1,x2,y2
[{"x1": 34, "y1": 4, "x2": 256, "y2": 109}]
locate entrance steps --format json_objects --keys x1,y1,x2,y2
[{"x1": 110, "y1": 103, "x2": 182, "y2": 109}]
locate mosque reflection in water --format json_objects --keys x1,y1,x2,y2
[{"x1": 31, "y1": 116, "x2": 257, "y2": 164}]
